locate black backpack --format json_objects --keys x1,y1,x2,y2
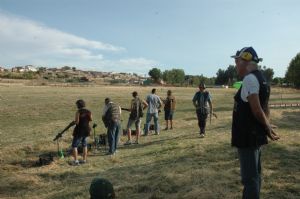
[
  {"x1": 196, "y1": 91, "x2": 210, "y2": 115},
  {"x1": 130, "y1": 98, "x2": 143, "y2": 119}
]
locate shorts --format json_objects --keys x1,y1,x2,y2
[
  {"x1": 164, "y1": 110, "x2": 174, "y2": 120},
  {"x1": 72, "y1": 136, "x2": 88, "y2": 148},
  {"x1": 127, "y1": 118, "x2": 141, "y2": 130}
]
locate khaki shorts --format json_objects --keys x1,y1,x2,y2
[{"x1": 127, "y1": 118, "x2": 141, "y2": 130}]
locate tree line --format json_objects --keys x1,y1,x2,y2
[{"x1": 148, "y1": 52, "x2": 300, "y2": 88}]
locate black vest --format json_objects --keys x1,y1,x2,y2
[
  {"x1": 194, "y1": 91, "x2": 210, "y2": 115},
  {"x1": 231, "y1": 70, "x2": 270, "y2": 148},
  {"x1": 73, "y1": 108, "x2": 91, "y2": 137}
]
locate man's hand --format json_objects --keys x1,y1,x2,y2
[{"x1": 266, "y1": 126, "x2": 280, "y2": 141}]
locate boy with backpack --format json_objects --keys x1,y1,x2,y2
[
  {"x1": 192, "y1": 83, "x2": 213, "y2": 138},
  {"x1": 124, "y1": 91, "x2": 148, "y2": 145}
]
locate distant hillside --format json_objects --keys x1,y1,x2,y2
[{"x1": 0, "y1": 66, "x2": 148, "y2": 85}]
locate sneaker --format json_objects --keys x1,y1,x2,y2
[
  {"x1": 155, "y1": 132, "x2": 160, "y2": 135},
  {"x1": 200, "y1": 134, "x2": 205, "y2": 138},
  {"x1": 124, "y1": 140, "x2": 132, "y2": 145},
  {"x1": 105, "y1": 152, "x2": 113, "y2": 156},
  {"x1": 72, "y1": 160, "x2": 80, "y2": 166},
  {"x1": 133, "y1": 140, "x2": 139, "y2": 144},
  {"x1": 79, "y1": 160, "x2": 86, "y2": 164}
]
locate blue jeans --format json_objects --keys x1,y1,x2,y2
[
  {"x1": 144, "y1": 112, "x2": 159, "y2": 134},
  {"x1": 107, "y1": 120, "x2": 121, "y2": 153},
  {"x1": 238, "y1": 147, "x2": 262, "y2": 199},
  {"x1": 72, "y1": 136, "x2": 88, "y2": 148}
]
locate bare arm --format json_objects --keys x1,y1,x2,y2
[
  {"x1": 172, "y1": 97, "x2": 176, "y2": 110},
  {"x1": 130, "y1": 100, "x2": 134, "y2": 111},
  {"x1": 158, "y1": 97, "x2": 163, "y2": 108},
  {"x1": 248, "y1": 94, "x2": 279, "y2": 141},
  {"x1": 89, "y1": 112, "x2": 93, "y2": 121},
  {"x1": 142, "y1": 99, "x2": 148, "y2": 110},
  {"x1": 208, "y1": 100, "x2": 213, "y2": 113}
]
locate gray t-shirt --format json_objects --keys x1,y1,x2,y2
[{"x1": 146, "y1": 94, "x2": 162, "y2": 114}]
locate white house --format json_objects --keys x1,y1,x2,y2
[{"x1": 24, "y1": 65, "x2": 37, "y2": 72}]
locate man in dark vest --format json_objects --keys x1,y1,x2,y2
[
  {"x1": 102, "y1": 98, "x2": 121, "y2": 155},
  {"x1": 231, "y1": 47, "x2": 279, "y2": 199},
  {"x1": 192, "y1": 83, "x2": 213, "y2": 138}
]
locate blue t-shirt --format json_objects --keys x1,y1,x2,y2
[{"x1": 146, "y1": 94, "x2": 162, "y2": 114}]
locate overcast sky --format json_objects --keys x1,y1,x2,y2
[{"x1": 1, "y1": 0, "x2": 299, "y2": 77}]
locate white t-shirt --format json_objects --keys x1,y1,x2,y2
[{"x1": 241, "y1": 73, "x2": 259, "y2": 102}]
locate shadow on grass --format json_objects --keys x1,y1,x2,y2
[
  {"x1": 262, "y1": 143, "x2": 300, "y2": 198},
  {"x1": 214, "y1": 106, "x2": 233, "y2": 112},
  {"x1": 4, "y1": 133, "x2": 299, "y2": 198},
  {"x1": 36, "y1": 143, "x2": 240, "y2": 199},
  {"x1": 182, "y1": 116, "x2": 197, "y2": 121},
  {"x1": 272, "y1": 111, "x2": 300, "y2": 130},
  {"x1": 119, "y1": 133, "x2": 199, "y2": 151}
]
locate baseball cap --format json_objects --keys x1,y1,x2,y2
[
  {"x1": 231, "y1": 47, "x2": 263, "y2": 63},
  {"x1": 89, "y1": 178, "x2": 115, "y2": 199}
]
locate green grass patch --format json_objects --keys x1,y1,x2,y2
[{"x1": 0, "y1": 85, "x2": 299, "y2": 199}]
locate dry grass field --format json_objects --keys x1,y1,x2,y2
[{"x1": 0, "y1": 83, "x2": 299, "y2": 199}]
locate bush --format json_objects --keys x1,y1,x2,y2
[{"x1": 0, "y1": 72, "x2": 37, "y2": 79}]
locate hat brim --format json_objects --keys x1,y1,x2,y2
[
  {"x1": 231, "y1": 55, "x2": 263, "y2": 62},
  {"x1": 231, "y1": 55, "x2": 239, "y2": 59}
]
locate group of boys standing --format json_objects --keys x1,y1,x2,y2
[
  {"x1": 124, "y1": 88, "x2": 177, "y2": 145},
  {"x1": 71, "y1": 88, "x2": 178, "y2": 163},
  {"x1": 71, "y1": 46, "x2": 280, "y2": 199}
]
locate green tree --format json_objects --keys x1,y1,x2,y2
[
  {"x1": 215, "y1": 69, "x2": 227, "y2": 85},
  {"x1": 184, "y1": 74, "x2": 210, "y2": 86},
  {"x1": 261, "y1": 66, "x2": 274, "y2": 83},
  {"x1": 184, "y1": 75, "x2": 193, "y2": 86},
  {"x1": 191, "y1": 76, "x2": 200, "y2": 86},
  {"x1": 272, "y1": 77, "x2": 284, "y2": 85},
  {"x1": 285, "y1": 53, "x2": 300, "y2": 88},
  {"x1": 162, "y1": 69, "x2": 185, "y2": 85},
  {"x1": 225, "y1": 65, "x2": 237, "y2": 85},
  {"x1": 148, "y1": 68, "x2": 162, "y2": 83},
  {"x1": 171, "y1": 69, "x2": 185, "y2": 85},
  {"x1": 62, "y1": 66, "x2": 71, "y2": 71}
]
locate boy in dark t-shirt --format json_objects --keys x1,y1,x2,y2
[
  {"x1": 163, "y1": 90, "x2": 176, "y2": 130},
  {"x1": 72, "y1": 99, "x2": 92, "y2": 165},
  {"x1": 192, "y1": 83, "x2": 213, "y2": 137}
]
